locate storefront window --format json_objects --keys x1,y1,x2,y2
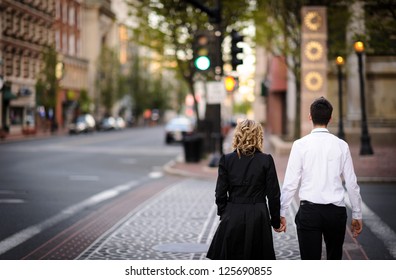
[{"x1": 10, "y1": 107, "x2": 23, "y2": 125}]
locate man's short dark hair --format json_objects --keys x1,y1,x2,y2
[{"x1": 310, "y1": 97, "x2": 333, "y2": 125}]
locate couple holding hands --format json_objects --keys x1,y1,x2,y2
[{"x1": 206, "y1": 97, "x2": 363, "y2": 260}]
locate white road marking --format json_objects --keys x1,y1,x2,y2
[
  {"x1": 0, "y1": 180, "x2": 139, "y2": 255},
  {"x1": 69, "y1": 175, "x2": 99, "y2": 181},
  {"x1": 345, "y1": 194, "x2": 396, "y2": 259},
  {"x1": 0, "y1": 199, "x2": 25, "y2": 204},
  {"x1": 149, "y1": 171, "x2": 163, "y2": 179}
]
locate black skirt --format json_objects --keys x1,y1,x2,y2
[{"x1": 206, "y1": 201, "x2": 276, "y2": 260}]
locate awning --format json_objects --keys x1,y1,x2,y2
[{"x1": 2, "y1": 88, "x2": 17, "y2": 100}]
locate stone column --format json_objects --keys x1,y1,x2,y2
[{"x1": 346, "y1": 1, "x2": 365, "y2": 124}]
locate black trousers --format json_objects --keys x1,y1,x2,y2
[{"x1": 295, "y1": 201, "x2": 347, "y2": 260}]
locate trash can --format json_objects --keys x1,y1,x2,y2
[{"x1": 183, "y1": 134, "x2": 203, "y2": 162}]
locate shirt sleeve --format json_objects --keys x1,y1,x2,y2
[
  {"x1": 215, "y1": 154, "x2": 228, "y2": 217},
  {"x1": 280, "y1": 141, "x2": 302, "y2": 217},
  {"x1": 342, "y1": 145, "x2": 363, "y2": 219}
]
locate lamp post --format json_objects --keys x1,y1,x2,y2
[
  {"x1": 354, "y1": 41, "x2": 373, "y2": 155},
  {"x1": 336, "y1": 56, "x2": 345, "y2": 140}
]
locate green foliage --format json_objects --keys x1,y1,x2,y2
[
  {"x1": 126, "y1": 48, "x2": 173, "y2": 121},
  {"x1": 233, "y1": 100, "x2": 251, "y2": 115},
  {"x1": 364, "y1": 0, "x2": 396, "y2": 55},
  {"x1": 126, "y1": 0, "x2": 254, "y2": 119},
  {"x1": 79, "y1": 89, "x2": 91, "y2": 113},
  {"x1": 96, "y1": 47, "x2": 121, "y2": 114},
  {"x1": 35, "y1": 46, "x2": 58, "y2": 112}
]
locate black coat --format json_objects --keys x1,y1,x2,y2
[{"x1": 206, "y1": 150, "x2": 281, "y2": 260}]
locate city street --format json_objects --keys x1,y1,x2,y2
[
  {"x1": 0, "y1": 126, "x2": 395, "y2": 260},
  {"x1": 0, "y1": 126, "x2": 182, "y2": 259}
]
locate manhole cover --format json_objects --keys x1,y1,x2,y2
[{"x1": 153, "y1": 243, "x2": 209, "y2": 253}]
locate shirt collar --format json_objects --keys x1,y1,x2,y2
[{"x1": 311, "y1": 128, "x2": 329, "y2": 134}]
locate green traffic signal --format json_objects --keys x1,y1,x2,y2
[
  {"x1": 193, "y1": 31, "x2": 215, "y2": 72},
  {"x1": 195, "y1": 56, "x2": 211, "y2": 71}
]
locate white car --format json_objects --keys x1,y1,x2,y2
[
  {"x1": 165, "y1": 116, "x2": 194, "y2": 144},
  {"x1": 68, "y1": 114, "x2": 96, "y2": 134},
  {"x1": 115, "y1": 117, "x2": 126, "y2": 129}
]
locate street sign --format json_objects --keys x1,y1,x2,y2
[{"x1": 206, "y1": 81, "x2": 226, "y2": 104}]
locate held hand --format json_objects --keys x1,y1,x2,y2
[
  {"x1": 351, "y1": 219, "x2": 363, "y2": 238},
  {"x1": 274, "y1": 217, "x2": 287, "y2": 233}
]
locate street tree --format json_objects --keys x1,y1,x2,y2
[
  {"x1": 125, "y1": 0, "x2": 254, "y2": 121},
  {"x1": 126, "y1": 46, "x2": 173, "y2": 123},
  {"x1": 96, "y1": 47, "x2": 121, "y2": 116},
  {"x1": 35, "y1": 45, "x2": 59, "y2": 129}
]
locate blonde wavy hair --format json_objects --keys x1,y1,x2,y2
[{"x1": 232, "y1": 119, "x2": 264, "y2": 158}]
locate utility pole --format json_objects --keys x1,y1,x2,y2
[{"x1": 186, "y1": 0, "x2": 224, "y2": 166}]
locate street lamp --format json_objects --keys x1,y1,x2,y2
[
  {"x1": 354, "y1": 41, "x2": 374, "y2": 155},
  {"x1": 336, "y1": 56, "x2": 345, "y2": 140}
]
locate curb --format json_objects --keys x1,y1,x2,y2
[{"x1": 163, "y1": 156, "x2": 217, "y2": 181}]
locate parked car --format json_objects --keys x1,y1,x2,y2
[
  {"x1": 68, "y1": 114, "x2": 96, "y2": 134},
  {"x1": 114, "y1": 117, "x2": 126, "y2": 130},
  {"x1": 99, "y1": 116, "x2": 126, "y2": 131},
  {"x1": 99, "y1": 116, "x2": 116, "y2": 131},
  {"x1": 165, "y1": 116, "x2": 194, "y2": 144}
]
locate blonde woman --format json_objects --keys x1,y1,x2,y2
[{"x1": 207, "y1": 119, "x2": 285, "y2": 260}]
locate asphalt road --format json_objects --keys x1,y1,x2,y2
[
  {"x1": 0, "y1": 126, "x2": 182, "y2": 259},
  {"x1": 357, "y1": 182, "x2": 396, "y2": 260}
]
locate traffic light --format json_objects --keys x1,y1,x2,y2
[
  {"x1": 224, "y1": 76, "x2": 236, "y2": 92},
  {"x1": 231, "y1": 29, "x2": 243, "y2": 70},
  {"x1": 193, "y1": 32, "x2": 213, "y2": 72}
]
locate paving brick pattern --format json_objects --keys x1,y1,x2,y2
[{"x1": 78, "y1": 178, "x2": 301, "y2": 260}]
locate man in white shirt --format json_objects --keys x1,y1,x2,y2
[{"x1": 280, "y1": 97, "x2": 363, "y2": 260}]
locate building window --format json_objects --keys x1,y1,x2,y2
[
  {"x1": 55, "y1": 30, "x2": 61, "y2": 51},
  {"x1": 69, "y1": 6, "x2": 75, "y2": 25},
  {"x1": 56, "y1": 0, "x2": 61, "y2": 19},
  {"x1": 10, "y1": 107, "x2": 24, "y2": 125},
  {"x1": 30, "y1": 59, "x2": 35, "y2": 79},
  {"x1": 5, "y1": 51, "x2": 13, "y2": 76},
  {"x1": 23, "y1": 53, "x2": 29, "y2": 78},
  {"x1": 69, "y1": 34, "x2": 75, "y2": 56},
  {"x1": 22, "y1": 15, "x2": 29, "y2": 40},
  {"x1": 77, "y1": 6, "x2": 81, "y2": 28},
  {"x1": 13, "y1": 13, "x2": 20, "y2": 36},
  {"x1": 63, "y1": 3, "x2": 68, "y2": 24},
  {"x1": 14, "y1": 53, "x2": 21, "y2": 77},
  {"x1": 62, "y1": 32, "x2": 67, "y2": 52},
  {"x1": 77, "y1": 36, "x2": 81, "y2": 56}
]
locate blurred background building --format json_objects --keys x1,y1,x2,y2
[
  {"x1": 0, "y1": 0, "x2": 395, "y2": 143},
  {"x1": 54, "y1": 0, "x2": 88, "y2": 129},
  {"x1": 254, "y1": 1, "x2": 396, "y2": 145},
  {"x1": 0, "y1": 0, "x2": 55, "y2": 134}
]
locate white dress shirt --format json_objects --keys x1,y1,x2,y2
[{"x1": 280, "y1": 128, "x2": 362, "y2": 219}]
